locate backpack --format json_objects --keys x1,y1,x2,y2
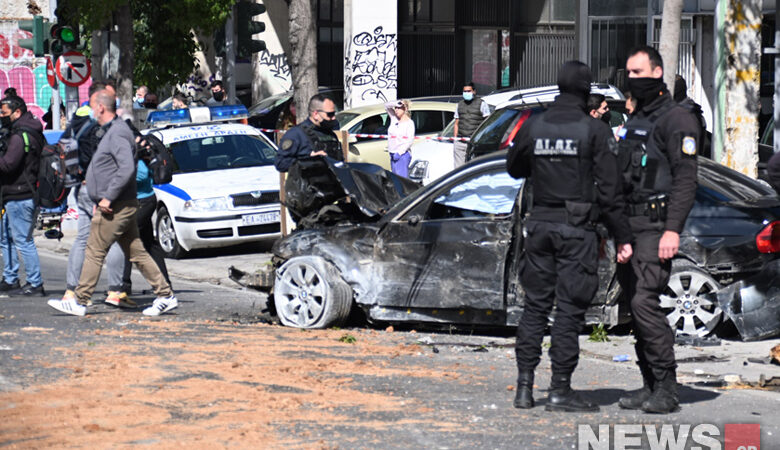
[
  {"x1": 36, "y1": 141, "x2": 71, "y2": 208},
  {"x1": 57, "y1": 119, "x2": 93, "y2": 186},
  {"x1": 142, "y1": 133, "x2": 174, "y2": 184}
]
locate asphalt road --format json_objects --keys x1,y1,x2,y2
[{"x1": 1, "y1": 250, "x2": 779, "y2": 448}]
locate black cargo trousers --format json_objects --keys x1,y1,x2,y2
[
  {"x1": 515, "y1": 219, "x2": 599, "y2": 374},
  {"x1": 616, "y1": 216, "x2": 676, "y2": 370}
]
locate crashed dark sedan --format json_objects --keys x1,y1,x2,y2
[{"x1": 248, "y1": 155, "x2": 780, "y2": 341}]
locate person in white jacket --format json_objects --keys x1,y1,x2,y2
[{"x1": 384, "y1": 99, "x2": 415, "y2": 177}]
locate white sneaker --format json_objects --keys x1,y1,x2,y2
[
  {"x1": 143, "y1": 295, "x2": 178, "y2": 316},
  {"x1": 48, "y1": 297, "x2": 87, "y2": 316}
]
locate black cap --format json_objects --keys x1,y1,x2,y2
[{"x1": 557, "y1": 60, "x2": 593, "y2": 96}]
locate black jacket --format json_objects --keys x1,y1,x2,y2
[
  {"x1": 0, "y1": 112, "x2": 43, "y2": 202},
  {"x1": 631, "y1": 91, "x2": 699, "y2": 234},
  {"x1": 507, "y1": 93, "x2": 633, "y2": 244}
]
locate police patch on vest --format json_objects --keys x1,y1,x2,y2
[
  {"x1": 534, "y1": 138, "x2": 579, "y2": 156},
  {"x1": 682, "y1": 136, "x2": 696, "y2": 155},
  {"x1": 281, "y1": 139, "x2": 293, "y2": 150}
]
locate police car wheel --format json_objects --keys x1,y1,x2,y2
[
  {"x1": 274, "y1": 256, "x2": 352, "y2": 329},
  {"x1": 156, "y1": 206, "x2": 186, "y2": 259},
  {"x1": 660, "y1": 259, "x2": 723, "y2": 337}
]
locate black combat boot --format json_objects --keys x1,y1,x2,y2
[
  {"x1": 545, "y1": 373, "x2": 599, "y2": 412},
  {"x1": 618, "y1": 362, "x2": 655, "y2": 409},
  {"x1": 641, "y1": 368, "x2": 680, "y2": 414},
  {"x1": 513, "y1": 370, "x2": 535, "y2": 409}
]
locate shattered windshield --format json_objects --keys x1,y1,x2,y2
[{"x1": 433, "y1": 171, "x2": 524, "y2": 216}]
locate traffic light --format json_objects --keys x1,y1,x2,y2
[
  {"x1": 18, "y1": 15, "x2": 50, "y2": 57},
  {"x1": 49, "y1": 23, "x2": 79, "y2": 58},
  {"x1": 236, "y1": 1, "x2": 266, "y2": 58}
]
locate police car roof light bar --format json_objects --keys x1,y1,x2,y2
[
  {"x1": 146, "y1": 108, "x2": 192, "y2": 127},
  {"x1": 209, "y1": 105, "x2": 249, "y2": 121},
  {"x1": 146, "y1": 104, "x2": 249, "y2": 128}
]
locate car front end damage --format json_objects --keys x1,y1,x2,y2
[{"x1": 715, "y1": 259, "x2": 780, "y2": 341}]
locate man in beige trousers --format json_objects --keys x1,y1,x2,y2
[{"x1": 48, "y1": 87, "x2": 176, "y2": 317}]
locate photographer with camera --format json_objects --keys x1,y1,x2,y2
[{"x1": 0, "y1": 95, "x2": 45, "y2": 297}]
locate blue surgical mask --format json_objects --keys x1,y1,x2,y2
[
  {"x1": 463, "y1": 92, "x2": 474, "y2": 101},
  {"x1": 88, "y1": 108, "x2": 95, "y2": 121},
  {"x1": 115, "y1": 98, "x2": 121, "y2": 109}
]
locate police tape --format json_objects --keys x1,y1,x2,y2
[{"x1": 255, "y1": 128, "x2": 471, "y2": 142}]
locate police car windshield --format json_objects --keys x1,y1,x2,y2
[{"x1": 168, "y1": 134, "x2": 277, "y2": 173}]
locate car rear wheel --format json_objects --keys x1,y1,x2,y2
[
  {"x1": 660, "y1": 260, "x2": 723, "y2": 337},
  {"x1": 274, "y1": 256, "x2": 352, "y2": 329},
  {"x1": 156, "y1": 206, "x2": 186, "y2": 259}
]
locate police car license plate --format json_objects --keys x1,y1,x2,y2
[{"x1": 242, "y1": 211, "x2": 280, "y2": 225}]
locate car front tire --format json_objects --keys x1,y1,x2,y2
[
  {"x1": 274, "y1": 256, "x2": 352, "y2": 329},
  {"x1": 156, "y1": 206, "x2": 186, "y2": 259}
]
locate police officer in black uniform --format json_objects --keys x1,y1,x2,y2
[
  {"x1": 507, "y1": 61, "x2": 634, "y2": 412},
  {"x1": 274, "y1": 94, "x2": 343, "y2": 172},
  {"x1": 616, "y1": 46, "x2": 699, "y2": 414}
]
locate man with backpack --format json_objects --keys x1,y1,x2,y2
[{"x1": 0, "y1": 95, "x2": 44, "y2": 296}]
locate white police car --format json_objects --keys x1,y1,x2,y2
[{"x1": 145, "y1": 105, "x2": 280, "y2": 258}]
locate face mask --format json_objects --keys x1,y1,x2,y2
[
  {"x1": 135, "y1": 96, "x2": 145, "y2": 105},
  {"x1": 626, "y1": 77, "x2": 665, "y2": 110},
  {"x1": 319, "y1": 118, "x2": 339, "y2": 130},
  {"x1": 213, "y1": 91, "x2": 225, "y2": 102},
  {"x1": 88, "y1": 108, "x2": 96, "y2": 121},
  {"x1": 0, "y1": 115, "x2": 11, "y2": 129},
  {"x1": 462, "y1": 92, "x2": 474, "y2": 102}
]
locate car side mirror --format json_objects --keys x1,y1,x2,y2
[
  {"x1": 348, "y1": 135, "x2": 357, "y2": 144},
  {"x1": 408, "y1": 215, "x2": 421, "y2": 226},
  {"x1": 349, "y1": 144, "x2": 360, "y2": 155}
]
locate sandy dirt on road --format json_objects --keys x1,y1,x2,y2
[{"x1": 0, "y1": 320, "x2": 475, "y2": 449}]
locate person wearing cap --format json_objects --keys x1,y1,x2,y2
[
  {"x1": 506, "y1": 60, "x2": 633, "y2": 412},
  {"x1": 384, "y1": 99, "x2": 415, "y2": 177}
]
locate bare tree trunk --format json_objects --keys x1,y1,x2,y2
[
  {"x1": 288, "y1": 0, "x2": 317, "y2": 124},
  {"x1": 115, "y1": 4, "x2": 134, "y2": 112},
  {"x1": 721, "y1": 0, "x2": 762, "y2": 177},
  {"x1": 658, "y1": 0, "x2": 684, "y2": 91}
]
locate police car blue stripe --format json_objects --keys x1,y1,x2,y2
[{"x1": 154, "y1": 184, "x2": 191, "y2": 201}]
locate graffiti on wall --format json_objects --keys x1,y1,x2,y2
[
  {"x1": 344, "y1": 26, "x2": 397, "y2": 107},
  {"x1": 1, "y1": 23, "x2": 91, "y2": 125},
  {"x1": 258, "y1": 49, "x2": 292, "y2": 91}
]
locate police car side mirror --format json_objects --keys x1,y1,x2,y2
[{"x1": 408, "y1": 215, "x2": 421, "y2": 226}]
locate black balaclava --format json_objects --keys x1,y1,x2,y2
[
  {"x1": 557, "y1": 60, "x2": 593, "y2": 100},
  {"x1": 626, "y1": 77, "x2": 666, "y2": 110}
]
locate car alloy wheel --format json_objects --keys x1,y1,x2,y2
[
  {"x1": 660, "y1": 260, "x2": 723, "y2": 337},
  {"x1": 155, "y1": 206, "x2": 185, "y2": 259},
  {"x1": 274, "y1": 256, "x2": 352, "y2": 329}
]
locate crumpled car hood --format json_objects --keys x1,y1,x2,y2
[{"x1": 284, "y1": 158, "x2": 421, "y2": 226}]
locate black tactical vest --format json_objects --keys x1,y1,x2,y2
[
  {"x1": 526, "y1": 113, "x2": 595, "y2": 206},
  {"x1": 301, "y1": 122, "x2": 344, "y2": 162},
  {"x1": 617, "y1": 103, "x2": 675, "y2": 203}
]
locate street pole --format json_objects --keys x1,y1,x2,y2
[
  {"x1": 226, "y1": 4, "x2": 236, "y2": 105},
  {"x1": 65, "y1": 86, "x2": 79, "y2": 121},
  {"x1": 51, "y1": 85, "x2": 61, "y2": 130}
]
